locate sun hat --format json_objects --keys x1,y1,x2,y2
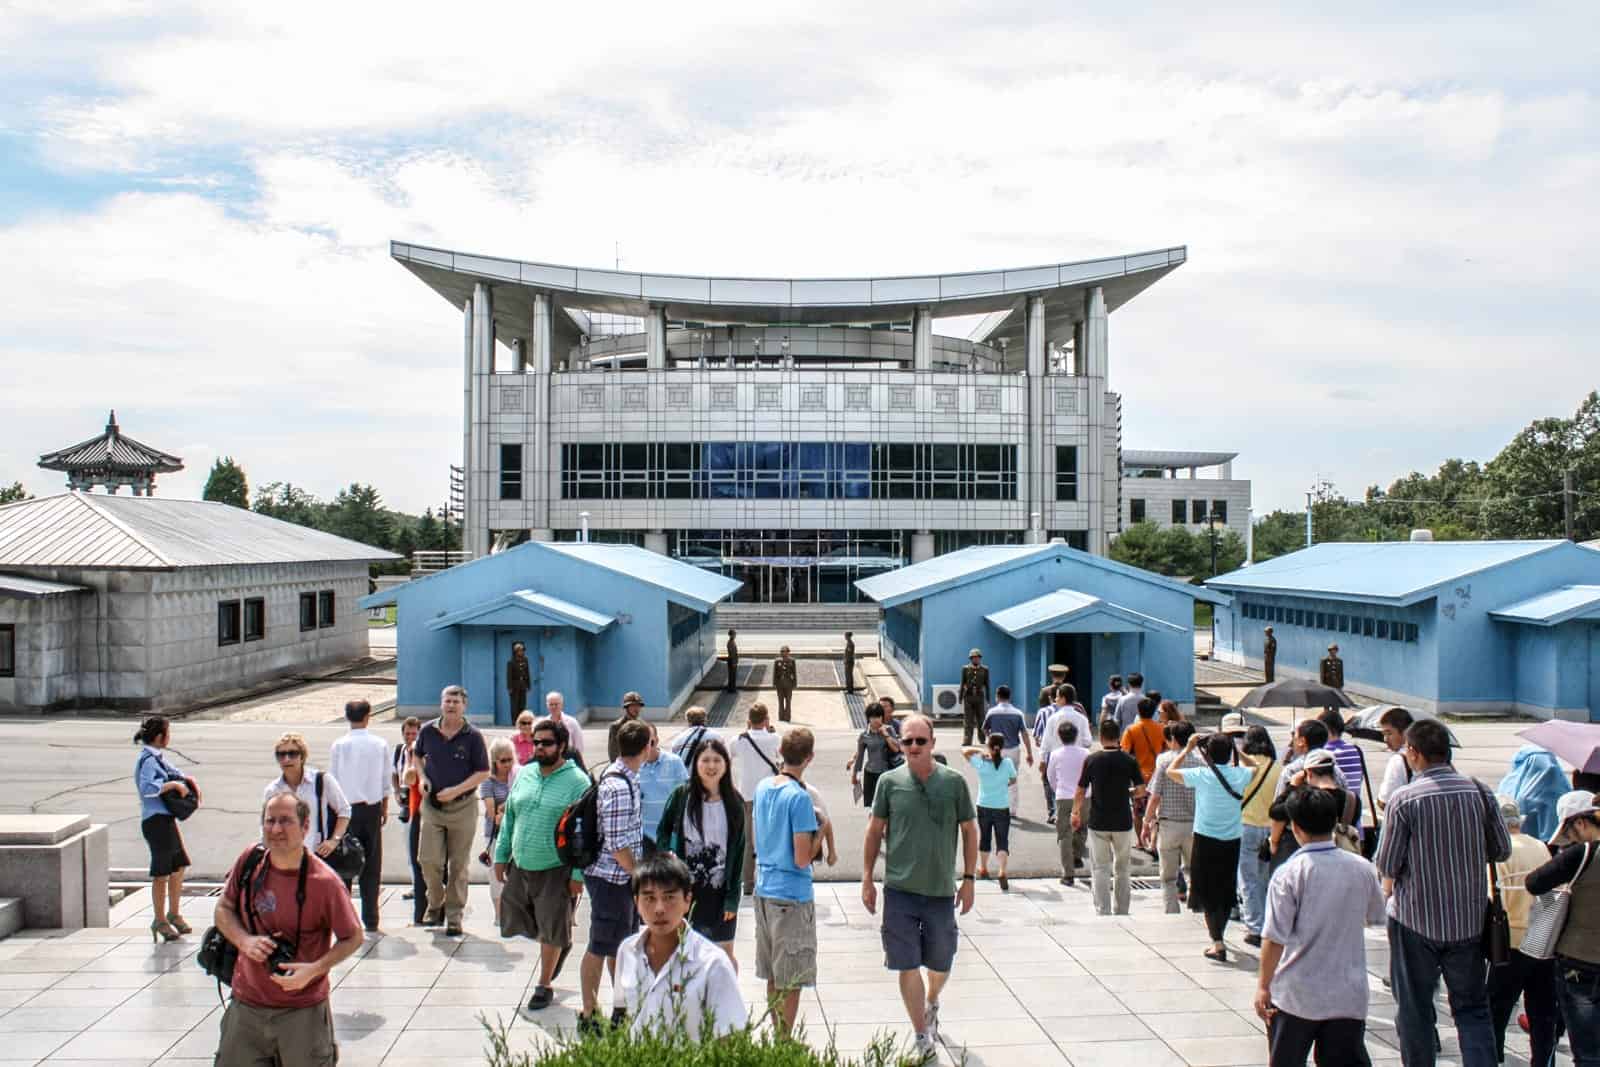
[
  {"x1": 1219, "y1": 712, "x2": 1248, "y2": 735},
  {"x1": 1549, "y1": 790, "x2": 1599, "y2": 846}
]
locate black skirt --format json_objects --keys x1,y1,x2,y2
[
  {"x1": 690, "y1": 883, "x2": 737, "y2": 942},
  {"x1": 1187, "y1": 832, "x2": 1240, "y2": 915},
  {"x1": 141, "y1": 814, "x2": 190, "y2": 877}
]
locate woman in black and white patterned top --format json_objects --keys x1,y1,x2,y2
[{"x1": 654, "y1": 737, "x2": 746, "y2": 963}]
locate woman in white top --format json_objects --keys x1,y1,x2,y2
[
  {"x1": 264, "y1": 731, "x2": 350, "y2": 855},
  {"x1": 654, "y1": 737, "x2": 747, "y2": 963}
]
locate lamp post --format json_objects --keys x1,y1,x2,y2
[{"x1": 1206, "y1": 511, "x2": 1220, "y2": 577}]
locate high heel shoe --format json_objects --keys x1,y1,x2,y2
[
  {"x1": 166, "y1": 913, "x2": 192, "y2": 935},
  {"x1": 150, "y1": 919, "x2": 181, "y2": 943}
]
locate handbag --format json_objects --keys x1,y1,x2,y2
[
  {"x1": 1479, "y1": 786, "x2": 1511, "y2": 965},
  {"x1": 139, "y1": 751, "x2": 199, "y2": 820},
  {"x1": 315, "y1": 772, "x2": 368, "y2": 883},
  {"x1": 1521, "y1": 841, "x2": 1596, "y2": 960}
]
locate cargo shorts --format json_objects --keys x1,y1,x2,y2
[{"x1": 753, "y1": 895, "x2": 817, "y2": 989}]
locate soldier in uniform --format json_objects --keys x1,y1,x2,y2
[
  {"x1": 1038, "y1": 663, "x2": 1069, "y2": 712},
  {"x1": 506, "y1": 641, "x2": 531, "y2": 716},
  {"x1": 724, "y1": 628, "x2": 739, "y2": 692},
  {"x1": 842, "y1": 631, "x2": 857, "y2": 693},
  {"x1": 773, "y1": 645, "x2": 798, "y2": 722},
  {"x1": 959, "y1": 648, "x2": 991, "y2": 746},
  {"x1": 1262, "y1": 626, "x2": 1277, "y2": 683},
  {"x1": 1320, "y1": 643, "x2": 1344, "y2": 689}
]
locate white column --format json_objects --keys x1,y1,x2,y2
[
  {"x1": 461, "y1": 292, "x2": 474, "y2": 554},
  {"x1": 1082, "y1": 285, "x2": 1107, "y2": 379},
  {"x1": 646, "y1": 305, "x2": 667, "y2": 369},
  {"x1": 1025, "y1": 295, "x2": 1047, "y2": 536},
  {"x1": 530, "y1": 292, "x2": 554, "y2": 542},
  {"x1": 1081, "y1": 286, "x2": 1109, "y2": 554},
  {"x1": 912, "y1": 306, "x2": 932, "y2": 371},
  {"x1": 644, "y1": 531, "x2": 669, "y2": 555},
  {"x1": 465, "y1": 281, "x2": 494, "y2": 559},
  {"x1": 911, "y1": 531, "x2": 934, "y2": 563}
]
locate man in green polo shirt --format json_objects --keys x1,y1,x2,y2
[
  {"x1": 494, "y1": 718, "x2": 591, "y2": 1012},
  {"x1": 862, "y1": 715, "x2": 978, "y2": 1061}
]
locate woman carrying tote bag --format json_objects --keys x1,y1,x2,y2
[{"x1": 1524, "y1": 790, "x2": 1600, "y2": 1067}]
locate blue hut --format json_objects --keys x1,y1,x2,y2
[
  {"x1": 362, "y1": 543, "x2": 739, "y2": 724},
  {"x1": 855, "y1": 542, "x2": 1226, "y2": 716},
  {"x1": 1208, "y1": 540, "x2": 1600, "y2": 721}
]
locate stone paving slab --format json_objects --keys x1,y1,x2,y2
[{"x1": 0, "y1": 877, "x2": 1567, "y2": 1066}]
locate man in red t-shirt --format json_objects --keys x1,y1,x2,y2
[{"x1": 213, "y1": 790, "x2": 363, "y2": 1066}]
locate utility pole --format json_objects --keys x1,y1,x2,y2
[
  {"x1": 1207, "y1": 511, "x2": 1219, "y2": 577},
  {"x1": 1305, "y1": 488, "x2": 1314, "y2": 549},
  {"x1": 1564, "y1": 468, "x2": 1576, "y2": 541}
]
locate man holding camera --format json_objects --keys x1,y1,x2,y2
[{"x1": 212, "y1": 790, "x2": 363, "y2": 1066}]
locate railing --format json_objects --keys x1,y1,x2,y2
[{"x1": 411, "y1": 550, "x2": 471, "y2": 576}]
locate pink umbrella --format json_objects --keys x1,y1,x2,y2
[{"x1": 1517, "y1": 720, "x2": 1600, "y2": 774}]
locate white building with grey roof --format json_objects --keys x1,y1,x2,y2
[
  {"x1": 1119, "y1": 449, "x2": 1251, "y2": 543},
  {"x1": 0, "y1": 493, "x2": 398, "y2": 712}
]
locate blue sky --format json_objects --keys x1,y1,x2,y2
[{"x1": 1, "y1": 3, "x2": 1596, "y2": 515}]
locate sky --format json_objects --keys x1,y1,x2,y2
[{"x1": 1, "y1": 2, "x2": 1596, "y2": 516}]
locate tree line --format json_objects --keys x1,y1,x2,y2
[{"x1": 1112, "y1": 390, "x2": 1600, "y2": 580}]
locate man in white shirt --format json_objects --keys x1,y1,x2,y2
[
  {"x1": 1113, "y1": 672, "x2": 1145, "y2": 730},
  {"x1": 537, "y1": 690, "x2": 586, "y2": 769},
  {"x1": 734, "y1": 702, "x2": 783, "y2": 895},
  {"x1": 328, "y1": 699, "x2": 391, "y2": 931},
  {"x1": 1375, "y1": 706, "x2": 1413, "y2": 813},
  {"x1": 614, "y1": 853, "x2": 745, "y2": 1039},
  {"x1": 1038, "y1": 688, "x2": 1092, "y2": 824},
  {"x1": 669, "y1": 705, "x2": 723, "y2": 767}
]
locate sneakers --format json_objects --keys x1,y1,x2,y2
[
  {"x1": 610, "y1": 1007, "x2": 627, "y2": 1028},
  {"x1": 924, "y1": 999, "x2": 941, "y2": 1044},
  {"x1": 576, "y1": 1013, "x2": 602, "y2": 1038},
  {"x1": 527, "y1": 985, "x2": 554, "y2": 1011},
  {"x1": 421, "y1": 910, "x2": 443, "y2": 927},
  {"x1": 445, "y1": 920, "x2": 463, "y2": 937},
  {"x1": 1243, "y1": 933, "x2": 1263, "y2": 948},
  {"x1": 912, "y1": 1032, "x2": 938, "y2": 1063},
  {"x1": 998, "y1": 874, "x2": 1009, "y2": 892},
  {"x1": 1058, "y1": 876, "x2": 1075, "y2": 886}
]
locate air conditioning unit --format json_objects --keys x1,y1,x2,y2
[{"x1": 930, "y1": 685, "x2": 963, "y2": 719}]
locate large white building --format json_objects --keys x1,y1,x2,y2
[
  {"x1": 1120, "y1": 449, "x2": 1252, "y2": 542},
  {"x1": 394, "y1": 241, "x2": 1187, "y2": 602}
]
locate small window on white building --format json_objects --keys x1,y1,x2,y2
[
  {"x1": 317, "y1": 591, "x2": 335, "y2": 629},
  {"x1": 1130, "y1": 498, "x2": 1146, "y2": 524},
  {"x1": 244, "y1": 598, "x2": 266, "y2": 642},
  {"x1": 1171, "y1": 500, "x2": 1186, "y2": 525},
  {"x1": 218, "y1": 601, "x2": 242, "y2": 646},
  {"x1": 0, "y1": 624, "x2": 13, "y2": 677}
]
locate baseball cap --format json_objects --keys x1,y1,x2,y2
[
  {"x1": 1496, "y1": 795, "x2": 1522, "y2": 826},
  {"x1": 1302, "y1": 749, "x2": 1337, "y2": 773},
  {"x1": 1219, "y1": 712, "x2": 1247, "y2": 735},
  {"x1": 1549, "y1": 790, "x2": 1599, "y2": 846}
]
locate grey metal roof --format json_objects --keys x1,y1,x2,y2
[
  {"x1": 0, "y1": 573, "x2": 91, "y2": 600},
  {"x1": 392, "y1": 241, "x2": 1185, "y2": 343},
  {"x1": 0, "y1": 493, "x2": 400, "y2": 570},
  {"x1": 1122, "y1": 449, "x2": 1238, "y2": 470},
  {"x1": 37, "y1": 411, "x2": 183, "y2": 474}
]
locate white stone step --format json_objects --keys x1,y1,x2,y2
[{"x1": 0, "y1": 898, "x2": 23, "y2": 941}]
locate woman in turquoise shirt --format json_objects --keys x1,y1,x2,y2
[
  {"x1": 962, "y1": 733, "x2": 1018, "y2": 890},
  {"x1": 1168, "y1": 731, "x2": 1256, "y2": 962}
]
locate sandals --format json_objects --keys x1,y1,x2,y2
[
  {"x1": 1203, "y1": 947, "x2": 1228, "y2": 963},
  {"x1": 166, "y1": 913, "x2": 192, "y2": 935},
  {"x1": 149, "y1": 919, "x2": 181, "y2": 943}
]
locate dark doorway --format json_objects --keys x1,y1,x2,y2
[{"x1": 1051, "y1": 633, "x2": 1093, "y2": 704}]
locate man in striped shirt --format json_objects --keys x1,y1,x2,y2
[
  {"x1": 1318, "y1": 709, "x2": 1367, "y2": 821},
  {"x1": 1374, "y1": 719, "x2": 1511, "y2": 1067}
]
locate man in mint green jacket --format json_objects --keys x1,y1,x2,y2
[{"x1": 494, "y1": 718, "x2": 591, "y2": 1011}]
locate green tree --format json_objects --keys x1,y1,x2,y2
[
  {"x1": 0, "y1": 481, "x2": 29, "y2": 505},
  {"x1": 253, "y1": 481, "x2": 325, "y2": 529},
  {"x1": 1480, "y1": 391, "x2": 1600, "y2": 541},
  {"x1": 1251, "y1": 510, "x2": 1306, "y2": 562},
  {"x1": 325, "y1": 483, "x2": 392, "y2": 548},
  {"x1": 1110, "y1": 522, "x2": 1243, "y2": 579},
  {"x1": 202, "y1": 456, "x2": 250, "y2": 508}
]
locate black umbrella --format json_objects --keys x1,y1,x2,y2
[{"x1": 1234, "y1": 679, "x2": 1356, "y2": 710}]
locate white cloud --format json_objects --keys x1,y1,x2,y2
[{"x1": 0, "y1": 3, "x2": 1596, "y2": 514}]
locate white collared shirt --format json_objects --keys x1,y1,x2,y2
[
  {"x1": 614, "y1": 921, "x2": 746, "y2": 1039},
  {"x1": 535, "y1": 713, "x2": 586, "y2": 758},
  {"x1": 264, "y1": 768, "x2": 350, "y2": 850},
  {"x1": 329, "y1": 728, "x2": 392, "y2": 805}
]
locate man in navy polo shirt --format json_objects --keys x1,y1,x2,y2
[{"x1": 415, "y1": 685, "x2": 489, "y2": 936}]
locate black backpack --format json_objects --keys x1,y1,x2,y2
[{"x1": 554, "y1": 769, "x2": 627, "y2": 869}]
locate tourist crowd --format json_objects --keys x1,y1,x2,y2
[{"x1": 132, "y1": 667, "x2": 1600, "y2": 1067}]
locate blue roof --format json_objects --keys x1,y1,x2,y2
[
  {"x1": 1490, "y1": 585, "x2": 1600, "y2": 627},
  {"x1": 542, "y1": 543, "x2": 742, "y2": 611},
  {"x1": 1206, "y1": 540, "x2": 1567, "y2": 606},
  {"x1": 425, "y1": 589, "x2": 616, "y2": 633},
  {"x1": 854, "y1": 542, "x2": 1228, "y2": 608},
  {"x1": 985, "y1": 588, "x2": 1187, "y2": 639}
]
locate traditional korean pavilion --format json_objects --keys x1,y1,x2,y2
[{"x1": 36, "y1": 411, "x2": 184, "y2": 495}]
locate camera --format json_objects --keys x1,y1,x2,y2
[{"x1": 266, "y1": 937, "x2": 298, "y2": 977}]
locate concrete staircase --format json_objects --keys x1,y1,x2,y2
[
  {"x1": 716, "y1": 603, "x2": 882, "y2": 632},
  {"x1": 0, "y1": 898, "x2": 22, "y2": 940}
]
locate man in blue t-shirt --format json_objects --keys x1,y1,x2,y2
[
  {"x1": 752, "y1": 726, "x2": 822, "y2": 1037},
  {"x1": 982, "y1": 685, "x2": 1033, "y2": 817}
]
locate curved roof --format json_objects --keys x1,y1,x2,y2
[
  {"x1": 38, "y1": 411, "x2": 183, "y2": 475},
  {"x1": 1123, "y1": 449, "x2": 1237, "y2": 470},
  {"x1": 392, "y1": 241, "x2": 1185, "y2": 341}
]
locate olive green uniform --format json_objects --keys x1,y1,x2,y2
[
  {"x1": 773, "y1": 655, "x2": 798, "y2": 722},
  {"x1": 959, "y1": 663, "x2": 990, "y2": 746}
]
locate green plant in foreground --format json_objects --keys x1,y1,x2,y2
[{"x1": 481, "y1": 1011, "x2": 951, "y2": 1067}]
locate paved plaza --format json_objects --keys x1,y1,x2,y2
[{"x1": 0, "y1": 873, "x2": 1566, "y2": 1066}]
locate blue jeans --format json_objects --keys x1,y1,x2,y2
[
  {"x1": 1388, "y1": 918, "x2": 1495, "y2": 1067},
  {"x1": 1238, "y1": 824, "x2": 1271, "y2": 934},
  {"x1": 1556, "y1": 955, "x2": 1600, "y2": 1067}
]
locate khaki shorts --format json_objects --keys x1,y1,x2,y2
[
  {"x1": 500, "y1": 864, "x2": 577, "y2": 949},
  {"x1": 753, "y1": 895, "x2": 817, "y2": 988},
  {"x1": 215, "y1": 996, "x2": 336, "y2": 1066}
]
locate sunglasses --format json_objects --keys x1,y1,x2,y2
[
  {"x1": 274, "y1": 750, "x2": 301, "y2": 760},
  {"x1": 495, "y1": 756, "x2": 515, "y2": 764},
  {"x1": 532, "y1": 739, "x2": 559, "y2": 748},
  {"x1": 902, "y1": 737, "x2": 932, "y2": 747}
]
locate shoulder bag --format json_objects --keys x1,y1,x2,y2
[
  {"x1": 1478, "y1": 785, "x2": 1511, "y2": 965},
  {"x1": 741, "y1": 731, "x2": 780, "y2": 776},
  {"x1": 1520, "y1": 842, "x2": 1597, "y2": 960},
  {"x1": 315, "y1": 772, "x2": 367, "y2": 883},
  {"x1": 1204, "y1": 757, "x2": 1244, "y2": 801},
  {"x1": 1239, "y1": 759, "x2": 1274, "y2": 810},
  {"x1": 139, "y1": 750, "x2": 199, "y2": 821}
]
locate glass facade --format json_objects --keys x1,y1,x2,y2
[
  {"x1": 674, "y1": 528, "x2": 904, "y2": 604},
  {"x1": 560, "y1": 441, "x2": 1016, "y2": 501}
]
